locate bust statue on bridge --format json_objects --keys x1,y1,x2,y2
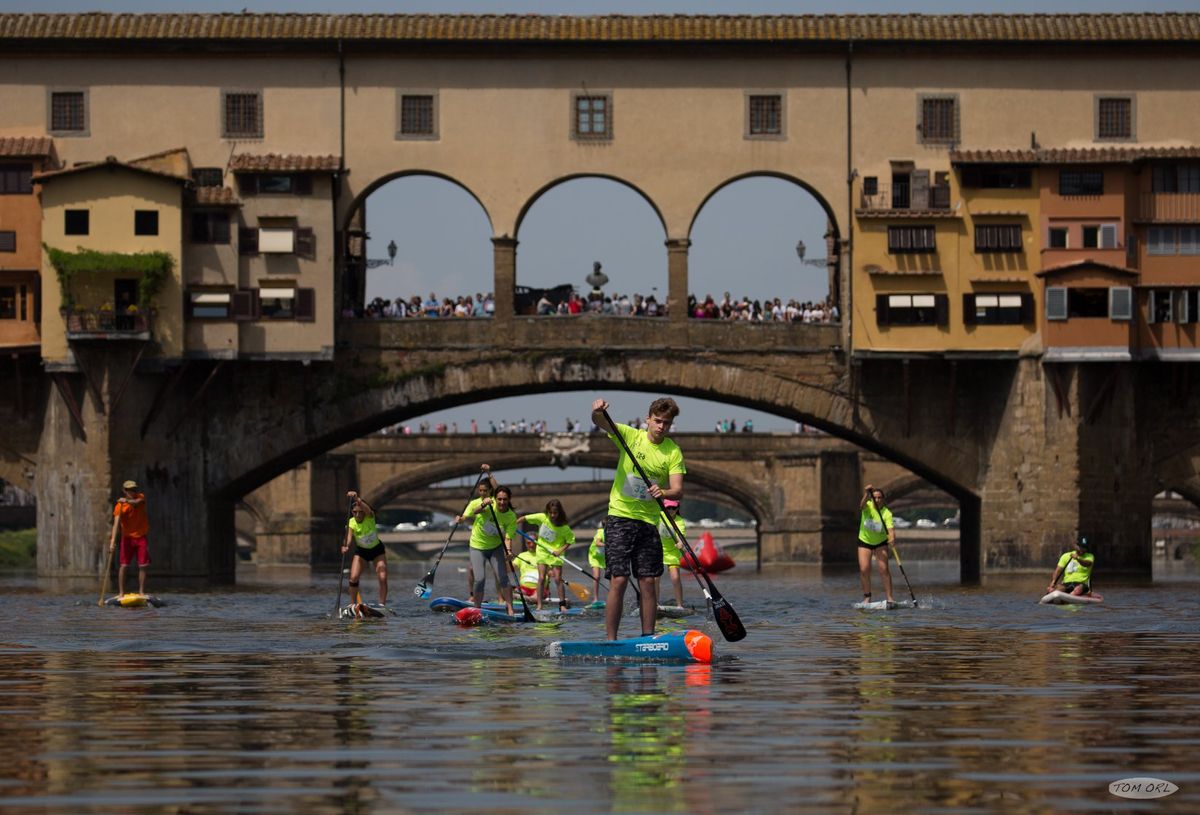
[{"x1": 585, "y1": 261, "x2": 609, "y2": 296}]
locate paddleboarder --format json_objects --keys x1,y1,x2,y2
[
  {"x1": 341, "y1": 490, "x2": 388, "y2": 606},
  {"x1": 457, "y1": 483, "x2": 518, "y2": 616},
  {"x1": 463, "y1": 465, "x2": 499, "y2": 604},
  {"x1": 857, "y1": 484, "x2": 895, "y2": 605},
  {"x1": 657, "y1": 499, "x2": 687, "y2": 609},
  {"x1": 109, "y1": 479, "x2": 150, "y2": 598},
  {"x1": 591, "y1": 396, "x2": 686, "y2": 640},
  {"x1": 1046, "y1": 535, "x2": 1096, "y2": 597},
  {"x1": 512, "y1": 532, "x2": 542, "y2": 601},
  {"x1": 516, "y1": 499, "x2": 575, "y2": 611}
]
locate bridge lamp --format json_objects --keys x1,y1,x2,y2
[
  {"x1": 387, "y1": 240, "x2": 398, "y2": 266},
  {"x1": 795, "y1": 240, "x2": 806, "y2": 262}
]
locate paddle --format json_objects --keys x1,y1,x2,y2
[
  {"x1": 890, "y1": 542, "x2": 919, "y2": 606},
  {"x1": 512, "y1": 528, "x2": 589, "y2": 601},
  {"x1": 485, "y1": 501, "x2": 536, "y2": 622},
  {"x1": 601, "y1": 408, "x2": 747, "y2": 642},
  {"x1": 332, "y1": 497, "x2": 354, "y2": 618},
  {"x1": 516, "y1": 527, "x2": 633, "y2": 602},
  {"x1": 98, "y1": 538, "x2": 116, "y2": 607},
  {"x1": 415, "y1": 471, "x2": 487, "y2": 598}
]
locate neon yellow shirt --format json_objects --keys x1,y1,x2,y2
[
  {"x1": 462, "y1": 497, "x2": 516, "y2": 551},
  {"x1": 1057, "y1": 551, "x2": 1095, "y2": 584},
  {"x1": 524, "y1": 512, "x2": 576, "y2": 565},
  {"x1": 348, "y1": 515, "x2": 380, "y2": 549},
  {"x1": 858, "y1": 504, "x2": 893, "y2": 546},
  {"x1": 606, "y1": 423, "x2": 686, "y2": 525},
  {"x1": 514, "y1": 550, "x2": 540, "y2": 590},
  {"x1": 659, "y1": 514, "x2": 686, "y2": 566},
  {"x1": 589, "y1": 528, "x2": 606, "y2": 568}
]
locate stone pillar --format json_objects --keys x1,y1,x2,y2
[
  {"x1": 977, "y1": 359, "x2": 1154, "y2": 577},
  {"x1": 757, "y1": 449, "x2": 860, "y2": 563},
  {"x1": 492, "y1": 236, "x2": 517, "y2": 323},
  {"x1": 250, "y1": 453, "x2": 357, "y2": 566},
  {"x1": 665, "y1": 238, "x2": 690, "y2": 324},
  {"x1": 818, "y1": 450, "x2": 861, "y2": 563}
]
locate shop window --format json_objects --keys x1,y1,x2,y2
[{"x1": 875, "y1": 293, "x2": 948, "y2": 326}]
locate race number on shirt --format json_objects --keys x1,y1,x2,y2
[{"x1": 621, "y1": 474, "x2": 651, "y2": 501}]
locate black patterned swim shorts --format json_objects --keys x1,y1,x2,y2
[{"x1": 603, "y1": 515, "x2": 664, "y2": 579}]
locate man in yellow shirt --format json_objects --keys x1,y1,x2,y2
[
  {"x1": 1047, "y1": 536, "x2": 1096, "y2": 596},
  {"x1": 591, "y1": 396, "x2": 686, "y2": 640}
]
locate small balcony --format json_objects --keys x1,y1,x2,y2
[
  {"x1": 63, "y1": 308, "x2": 153, "y2": 341},
  {"x1": 858, "y1": 182, "x2": 953, "y2": 214},
  {"x1": 1139, "y1": 192, "x2": 1200, "y2": 223}
]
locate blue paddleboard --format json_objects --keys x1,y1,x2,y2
[{"x1": 549, "y1": 630, "x2": 714, "y2": 663}]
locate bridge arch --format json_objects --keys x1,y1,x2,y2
[
  {"x1": 687, "y1": 171, "x2": 840, "y2": 246},
  {"x1": 512, "y1": 173, "x2": 668, "y2": 240},
  {"x1": 340, "y1": 169, "x2": 495, "y2": 235}
]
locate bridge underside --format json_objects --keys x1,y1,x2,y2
[{"x1": 20, "y1": 320, "x2": 1200, "y2": 583}]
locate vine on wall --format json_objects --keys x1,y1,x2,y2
[{"x1": 44, "y1": 245, "x2": 174, "y2": 311}]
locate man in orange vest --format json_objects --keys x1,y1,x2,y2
[{"x1": 109, "y1": 479, "x2": 150, "y2": 597}]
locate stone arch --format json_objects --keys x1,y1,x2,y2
[
  {"x1": 687, "y1": 171, "x2": 841, "y2": 246},
  {"x1": 339, "y1": 169, "x2": 494, "y2": 235},
  {"x1": 512, "y1": 173, "x2": 668, "y2": 240}
]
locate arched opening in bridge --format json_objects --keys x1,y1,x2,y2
[
  {"x1": 1152, "y1": 489, "x2": 1200, "y2": 569},
  {"x1": 350, "y1": 173, "x2": 494, "y2": 317},
  {"x1": 689, "y1": 174, "x2": 840, "y2": 320},
  {"x1": 514, "y1": 177, "x2": 667, "y2": 316}
]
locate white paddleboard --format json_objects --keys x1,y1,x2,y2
[
  {"x1": 853, "y1": 598, "x2": 917, "y2": 610},
  {"x1": 1039, "y1": 590, "x2": 1103, "y2": 605}
]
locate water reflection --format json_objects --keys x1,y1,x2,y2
[{"x1": 1, "y1": 572, "x2": 1199, "y2": 813}]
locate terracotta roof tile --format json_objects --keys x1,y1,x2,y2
[
  {"x1": 954, "y1": 146, "x2": 1200, "y2": 164},
  {"x1": 193, "y1": 186, "x2": 240, "y2": 206},
  {"x1": 865, "y1": 265, "x2": 944, "y2": 276},
  {"x1": 1, "y1": 13, "x2": 1198, "y2": 44},
  {"x1": 0, "y1": 136, "x2": 55, "y2": 158},
  {"x1": 1036, "y1": 258, "x2": 1139, "y2": 277},
  {"x1": 229, "y1": 153, "x2": 339, "y2": 173},
  {"x1": 33, "y1": 155, "x2": 189, "y2": 184},
  {"x1": 855, "y1": 209, "x2": 961, "y2": 219}
]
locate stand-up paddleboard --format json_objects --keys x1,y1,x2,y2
[
  {"x1": 583, "y1": 600, "x2": 606, "y2": 611},
  {"x1": 1039, "y1": 590, "x2": 1103, "y2": 605},
  {"x1": 549, "y1": 630, "x2": 714, "y2": 663},
  {"x1": 626, "y1": 604, "x2": 699, "y2": 618},
  {"x1": 454, "y1": 606, "x2": 534, "y2": 625},
  {"x1": 482, "y1": 601, "x2": 583, "y2": 617},
  {"x1": 853, "y1": 598, "x2": 918, "y2": 610},
  {"x1": 339, "y1": 602, "x2": 394, "y2": 619},
  {"x1": 104, "y1": 594, "x2": 165, "y2": 608},
  {"x1": 430, "y1": 597, "x2": 471, "y2": 613}
]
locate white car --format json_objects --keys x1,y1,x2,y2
[
  {"x1": 392, "y1": 522, "x2": 420, "y2": 532},
  {"x1": 892, "y1": 517, "x2": 913, "y2": 528},
  {"x1": 915, "y1": 518, "x2": 937, "y2": 529},
  {"x1": 697, "y1": 518, "x2": 719, "y2": 528}
]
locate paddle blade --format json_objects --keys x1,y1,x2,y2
[
  {"x1": 711, "y1": 595, "x2": 747, "y2": 642},
  {"x1": 566, "y1": 581, "x2": 590, "y2": 601}
]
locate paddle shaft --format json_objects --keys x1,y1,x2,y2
[
  {"x1": 600, "y1": 408, "x2": 746, "y2": 642},
  {"x1": 416, "y1": 471, "x2": 488, "y2": 594},
  {"x1": 485, "y1": 501, "x2": 536, "y2": 622},
  {"x1": 98, "y1": 537, "x2": 116, "y2": 607},
  {"x1": 890, "y1": 542, "x2": 918, "y2": 605},
  {"x1": 332, "y1": 498, "x2": 354, "y2": 616}
]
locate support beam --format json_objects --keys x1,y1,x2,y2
[
  {"x1": 50, "y1": 373, "x2": 86, "y2": 438},
  {"x1": 140, "y1": 362, "x2": 189, "y2": 439},
  {"x1": 167, "y1": 362, "x2": 225, "y2": 438}
]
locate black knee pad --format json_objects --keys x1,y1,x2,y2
[{"x1": 348, "y1": 580, "x2": 360, "y2": 588}]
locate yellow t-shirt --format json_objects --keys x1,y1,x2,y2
[
  {"x1": 462, "y1": 497, "x2": 516, "y2": 551},
  {"x1": 606, "y1": 423, "x2": 686, "y2": 525}
]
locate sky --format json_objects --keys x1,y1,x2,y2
[{"x1": 11, "y1": 0, "x2": 1194, "y2": 484}]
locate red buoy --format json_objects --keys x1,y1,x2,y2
[
  {"x1": 682, "y1": 531, "x2": 736, "y2": 573},
  {"x1": 454, "y1": 607, "x2": 485, "y2": 626}
]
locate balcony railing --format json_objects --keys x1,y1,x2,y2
[
  {"x1": 860, "y1": 183, "x2": 952, "y2": 212},
  {"x1": 63, "y1": 308, "x2": 152, "y2": 340},
  {"x1": 1140, "y1": 192, "x2": 1200, "y2": 223}
]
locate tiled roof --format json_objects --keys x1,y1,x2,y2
[
  {"x1": 33, "y1": 155, "x2": 189, "y2": 184},
  {"x1": 0, "y1": 136, "x2": 55, "y2": 157},
  {"x1": 953, "y1": 146, "x2": 1200, "y2": 164},
  {"x1": 229, "y1": 153, "x2": 339, "y2": 172},
  {"x1": 969, "y1": 276, "x2": 1030, "y2": 283},
  {"x1": 1036, "y1": 258, "x2": 1138, "y2": 277},
  {"x1": 193, "y1": 186, "x2": 240, "y2": 206},
  {"x1": 968, "y1": 210, "x2": 1029, "y2": 217},
  {"x1": 1, "y1": 13, "x2": 1198, "y2": 43}
]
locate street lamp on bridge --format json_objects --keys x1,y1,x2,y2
[
  {"x1": 365, "y1": 238, "x2": 399, "y2": 269},
  {"x1": 795, "y1": 240, "x2": 829, "y2": 268}
]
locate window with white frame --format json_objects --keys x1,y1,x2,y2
[
  {"x1": 187, "y1": 291, "x2": 233, "y2": 319},
  {"x1": 1149, "y1": 289, "x2": 1174, "y2": 324},
  {"x1": 964, "y1": 293, "x2": 1031, "y2": 325},
  {"x1": 875, "y1": 293, "x2": 948, "y2": 326},
  {"x1": 573, "y1": 93, "x2": 612, "y2": 141},
  {"x1": 259, "y1": 287, "x2": 295, "y2": 319}
]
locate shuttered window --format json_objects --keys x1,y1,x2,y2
[
  {"x1": 0, "y1": 163, "x2": 33, "y2": 195},
  {"x1": 1046, "y1": 287, "x2": 1068, "y2": 321},
  {"x1": 974, "y1": 224, "x2": 1022, "y2": 253},
  {"x1": 887, "y1": 225, "x2": 937, "y2": 254},
  {"x1": 1110, "y1": 287, "x2": 1133, "y2": 321}
]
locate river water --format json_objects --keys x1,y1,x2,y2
[{"x1": 1, "y1": 560, "x2": 1197, "y2": 814}]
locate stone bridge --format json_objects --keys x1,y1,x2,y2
[{"x1": 242, "y1": 431, "x2": 919, "y2": 568}]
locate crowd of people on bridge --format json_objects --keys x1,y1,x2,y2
[{"x1": 351, "y1": 288, "x2": 840, "y2": 323}]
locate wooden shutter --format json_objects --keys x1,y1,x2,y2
[
  {"x1": 875, "y1": 294, "x2": 890, "y2": 326},
  {"x1": 295, "y1": 288, "x2": 316, "y2": 321},
  {"x1": 232, "y1": 290, "x2": 259, "y2": 321},
  {"x1": 293, "y1": 174, "x2": 312, "y2": 196},
  {"x1": 1046, "y1": 287, "x2": 1068, "y2": 321},
  {"x1": 910, "y1": 170, "x2": 930, "y2": 210},
  {"x1": 295, "y1": 227, "x2": 316, "y2": 259},
  {"x1": 962, "y1": 293, "x2": 976, "y2": 325},
  {"x1": 1110, "y1": 287, "x2": 1133, "y2": 321},
  {"x1": 238, "y1": 227, "x2": 259, "y2": 255},
  {"x1": 1020, "y1": 294, "x2": 1034, "y2": 323},
  {"x1": 237, "y1": 174, "x2": 258, "y2": 196},
  {"x1": 934, "y1": 293, "x2": 949, "y2": 326}
]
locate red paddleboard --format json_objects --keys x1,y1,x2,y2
[{"x1": 682, "y1": 531, "x2": 735, "y2": 573}]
